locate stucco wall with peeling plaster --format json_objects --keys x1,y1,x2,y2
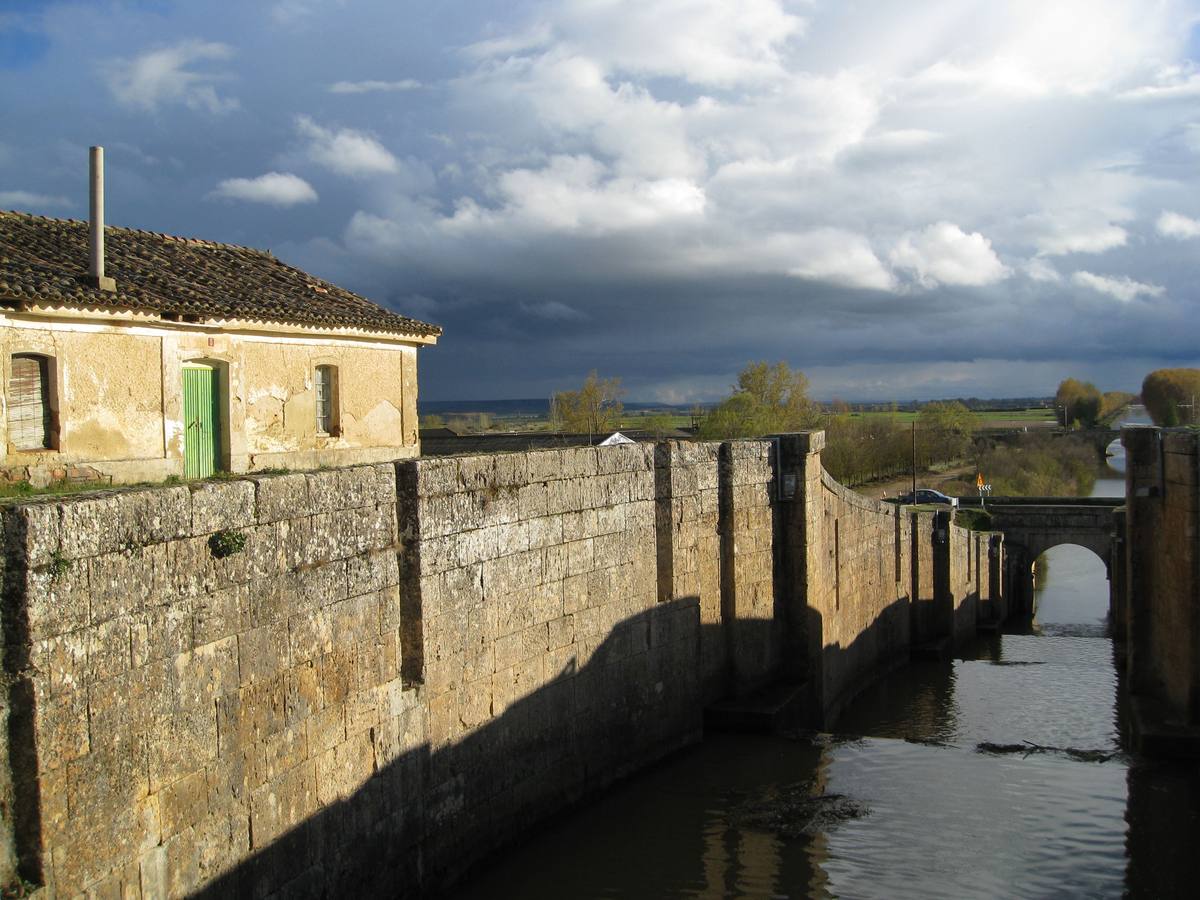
[{"x1": 0, "y1": 314, "x2": 423, "y2": 485}]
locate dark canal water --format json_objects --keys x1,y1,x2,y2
[{"x1": 449, "y1": 409, "x2": 1200, "y2": 899}]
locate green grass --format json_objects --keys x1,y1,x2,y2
[
  {"x1": 617, "y1": 413, "x2": 694, "y2": 430},
  {"x1": 0, "y1": 479, "x2": 116, "y2": 501},
  {"x1": 0, "y1": 466, "x2": 299, "y2": 505},
  {"x1": 841, "y1": 408, "x2": 1056, "y2": 426},
  {"x1": 955, "y1": 508, "x2": 995, "y2": 531},
  {"x1": 447, "y1": 406, "x2": 1059, "y2": 434}
]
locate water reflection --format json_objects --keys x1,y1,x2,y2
[
  {"x1": 1094, "y1": 404, "x2": 1151, "y2": 496},
  {"x1": 447, "y1": 732, "x2": 835, "y2": 899}
]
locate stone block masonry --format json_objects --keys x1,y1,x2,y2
[
  {"x1": 773, "y1": 432, "x2": 1002, "y2": 724},
  {"x1": 0, "y1": 466, "x2": 413, "y2": 898},
  {"x1": 0, "y1": 433, "x2": 1005, "y2": 896},
  {"x1": 1122, "y1": 427, "x2": 1200, "y2": 741},
  {"x1": 395, "y1": 444, "x2": 704, "y2": 880},
  {"x1": 654, "y1": 442, "x2": 723, "y2": 698}
]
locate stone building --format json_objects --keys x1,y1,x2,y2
[{"x1": 0, "y1": 198, "x2": 439, "y2": 485}]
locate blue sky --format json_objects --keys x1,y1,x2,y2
[{"x1": 3, "y1": 0, "x2": 1200, "y2": 402}]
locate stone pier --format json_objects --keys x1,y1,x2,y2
[{"x1": 1121, "y1": 427, "x2": 1200, "y2": 755}]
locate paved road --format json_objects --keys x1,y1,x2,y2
[{"x1": 852, "y1": 463, "x2": 974, "y2": 501}]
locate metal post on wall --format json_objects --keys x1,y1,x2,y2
[{"x1": 911, "y1": 421, "x2": 917, "y2": 498}]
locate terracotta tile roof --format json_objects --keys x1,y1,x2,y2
[{"x1": 0, "y1": 211, "x2": 440, "y2": 339}]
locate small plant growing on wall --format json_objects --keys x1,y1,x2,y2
[
  {"x1": 47, "y1": 550, "x2": 71, "y2": 580},
  {"x1": 2, "y1": 872, "x2": 41, "y2": 898},
  {"x1": 209, "y1": 529, "x2": 247, "y2": 559}
]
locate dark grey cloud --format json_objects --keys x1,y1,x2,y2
[{"x1": 3, "y1": 0, "x2": 1200, "y2": 402}]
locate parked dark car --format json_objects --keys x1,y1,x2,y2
[{"x1": 890, "y1": 488, "x2": 958, "y2": 508}]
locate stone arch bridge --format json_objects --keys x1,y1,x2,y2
[
  {"x1": 958, "y1": 496, "x2": 1123, "y2": 614},
  {"x1": 976, "y1": 427, "x2": 1122, "y2": 461}
]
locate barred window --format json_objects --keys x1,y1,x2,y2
[{"x1": 315, "y1": 365, "x2": 338, "y2": 435}]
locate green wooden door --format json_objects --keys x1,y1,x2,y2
[{"x1": 183, "y1": 366, "x2": 221, "y2": 479}]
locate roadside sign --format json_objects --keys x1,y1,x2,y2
[{"x1": 976, "y1": 473, "x2": 984, "y2": 489}]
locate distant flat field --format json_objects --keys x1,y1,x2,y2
[
  {"x1": 619, "y1": 414, "x2": 695, "y2": 429},
  {"x1": 843, "y1": 408, "x2": 1056, "y2": 427},
  {"x1": 475, "y1": 407, "x2": 1059, "y2": 433}
]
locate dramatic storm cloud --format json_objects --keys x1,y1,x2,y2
[{"x1": 2, "y1": 0, "x2": 1199, "y2": 401}]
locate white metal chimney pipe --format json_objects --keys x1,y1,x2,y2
[{"x1": 88, "y1": 145, "x2": 116, "y2": 292}]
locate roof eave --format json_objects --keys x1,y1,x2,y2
[{"x1": 0, "y1": 297, "x2": 442, "y2": 344}]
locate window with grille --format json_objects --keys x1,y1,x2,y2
[
  {"x1": 315, "y1": 365, "x2": 337, "y2": 435},
  {"x1": 8, "y1": 354, "x2": 53, "y2": 450}
]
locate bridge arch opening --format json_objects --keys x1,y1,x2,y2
[{"x1": 1031, "y1": 543, "x2": 1110, "y2": 631}]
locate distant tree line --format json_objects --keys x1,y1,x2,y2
[
  {"x1": 551, "y1": 371, "x2": 624, "y2": 436},
  {"x1": 1141, "y1": 368, "x2": 1200, "y2": 426},
  {"x1": 822, "y1": 400, "x2": 976, "y2": 486},
  {"x1": 690, "y1": 361, "x2": 978, "y2": 487},
  {"x1": 1053, "y1": 378, "x2": 1134, "y2": 428},
  {"x1": 827, "y1": 396, "x2": 1052, "y2": 413},
  {"x1": 548, "y1": 362, "x2": 1145, "y2": 496},
  {"x1": 696, "y1": 362, "x2": 820, "y2": 439},
  {"x1": 820, "y1": 407, "x2": 914, "y2": 486}
]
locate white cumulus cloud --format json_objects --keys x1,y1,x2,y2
[
  {"x1": 0, "y1": 190, "x2": 70, "y2": 210},
  {"x1": 676, "y1": 228, "x2": 895, "y2": 291},
  {"x1": 519, "y1": 301, "x2": 588, "y2": 322},
  {"x1": 1156, "y1": 210, "x2": 1200, "y2": 239},
  {"x1": 105, "y1": 40, "x2": 238, "y2": 114},
  {"x1": 1119, "y1": 63, "x2": 1200, "y2": 101},
  {"x1": 328, "y1": 79, "x2": 421, "y2": 94},
  {"x1": 443, "y1": 155, "x2": 705, "y2": 235},
  {"x1": 904, "y1": 0, "x2": 1186, "y2": 97},
  {"x1": 473, "y1": 0, "x2": 807, "y2": 88},
  {"x1": 1035, "y1": 223, "x2": 1128, "y2": 256},
  {"x1": 296, "y1": 116, "x2": 398, "y2": 177},
  {"x1": 890, "y1": 223, "x2": 1010, "y2": 288},
  {"x1": 1071, "y1": 270, "x2": 1164, "y2": 302},
  {"x1": 784, "y1": 230, "x2": 896, "y2": 292},
  {"x1": 1022, "y1": 257, "x2": 1062, "y2": 283},
  {"x1": 210, "y1": 172, "x2": 317, "y2": 206}
]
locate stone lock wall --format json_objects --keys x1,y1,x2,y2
[
  {"x1": 811, "y1": 470, "x2": 913, "y2": 718},
  {"x1": 773, "y1": 432, "x2": 1001, "y2": 725},
  {"x1": 909, "y1": 512, "x2": 941, "y2": 644},
  {"x1": 654, "y1": 442, "x2": 723, "y2": 697},
  {"x1": 1122, "y1": 427, "x2": 1200, "y2": 728},
  {"x1": 0, "y1": 440, "x2": 787, "y2": 896},
  {"x1": 0, "y1": 433, "x2": 1007, "y2": 896},
  {"x1": 718, "y1": 441, "x2": 778, "y2": 695},
  {"x1": 0, "y1": 467, "x2": 412, "y2": 898},
  {"x1": 395, "y1": 444, "x2": 702, "y2": 878},
  {"x1": 946, "y1": 519, "x2": 981, "y2": 643}
]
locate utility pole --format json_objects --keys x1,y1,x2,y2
[{"x1": 911, "y1": 421, "x2": 917, "y2": 498}]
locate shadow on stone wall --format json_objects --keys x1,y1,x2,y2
[
  {"x1": 188, "y1": 596, "x2": 704, "y2": 898},
  {"x1": 185, "y1": 586, "x2": 941, "y2": 898},
  {"x1": 0, "y1": 444, "x2": 1004, "y2": 897},
  {"x1": 816, "y1": 597, "x2": 912, "y2": 728}
]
